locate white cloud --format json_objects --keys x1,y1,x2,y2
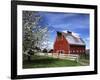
[
  {"x1": 49, "y1": 29, "x2": 55, "y2": 33},
  {"x1": 47, "y1": 41, "x2": 54, "y2": 50},
  {"x1": 72, "y1": 32, "x2": 80, "y2": 38},
  {"x1": 83, "y1": 37, "x2": 90, "y2": 49},
  {"x1": 62, "y1": 30, "x2": 67, "y2": 33},
  {"x1": 52, "y1": 24, "x2": 70, "y2": 29}
]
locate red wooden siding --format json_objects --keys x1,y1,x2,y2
[
  {"x1": 69, "y1": 45, "x2": 85, "y2": 54},
  {"x1": 53, "y1": 33, "x2": 70, "y2": 54}
]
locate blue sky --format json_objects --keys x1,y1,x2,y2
[{"x1": 37, "y1": 11, "x2": 90, "y2": 49}]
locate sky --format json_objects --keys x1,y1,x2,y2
[{"x1": 36, "y1": 11, "x2": 90, "y2": 49}]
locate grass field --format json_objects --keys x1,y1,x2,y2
[{"x1": 23, "y1": 55, "x2": 82, "y2": 69}]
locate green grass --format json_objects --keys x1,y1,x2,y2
[
  {"x1": 79, "y1": 54, "x2": 90, "y2": 65},
  {"x1": 79, "y1": 53, "x2": 89, "y2": 60},
  {"x1": 23, "y1": 55, "x2": 81, "y2": 69}
]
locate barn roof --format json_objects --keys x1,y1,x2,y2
[{"x1": 62, "y1": 31, "x2": 85, "y2": 46}]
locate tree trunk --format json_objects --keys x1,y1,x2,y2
[{"x1": 28, "y1": 56, "x2": 31, "y2": 61}]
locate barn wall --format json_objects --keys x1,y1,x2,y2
[
  {"x1": 53, "y1": 35, "x2": 70, "y2": 54},
  {"x1": 69, "y1": 45, "x2": 85, "y2": 54}
]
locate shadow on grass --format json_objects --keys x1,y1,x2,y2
[
  {"x1": 23, "y1": 55, "x2": 60, "y2": 68},
  {"x1": 23, "y1": 55, "x2": 81, "y2": 69},
  {"x1": 23, "y1": 58, "x2": 59, "y2": 65}
]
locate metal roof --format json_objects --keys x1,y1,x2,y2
[{"x1": 62, "y1": 32, "x2": 85, "y2": 45}]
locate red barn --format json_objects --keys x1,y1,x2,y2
[{"x1": 53, "y1": 31, "x2": 85, "y2": 54}]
